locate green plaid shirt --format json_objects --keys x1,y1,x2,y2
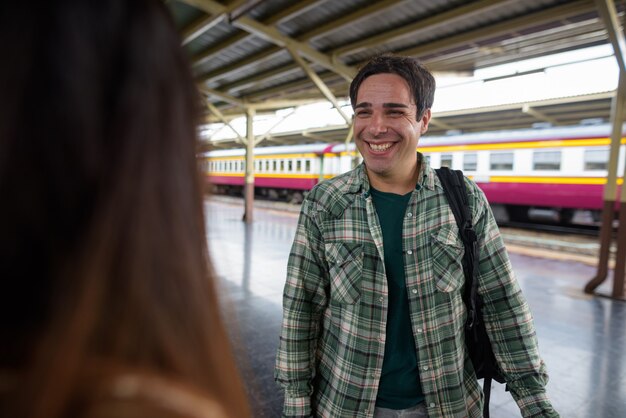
[{"x1": 275, "y1": 155, "x2": 558, "y2": 418}]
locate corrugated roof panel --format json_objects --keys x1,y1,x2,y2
[
  {"x1": 194, "y1": 36, "x2": 276, "y2": 80},
  {"x1": 278, "y1": 0, "x2": 372, "y2": 38},
  {"x1": 184, "y1": 20, "x2": 241, "y2": 56},
  {"x1": 216, "y1": 49, "x2": 296, "y2": 86},
  {"x1": 244, "y1": 0, "x2": 307, "y2": 22},
  {"x1": 310, "y1": 0, "x2": 465, "y2": 52}
]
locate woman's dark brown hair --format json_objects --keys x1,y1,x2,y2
[{"x1": 0, "y1": 1, "x2": 249, "y2": 417}]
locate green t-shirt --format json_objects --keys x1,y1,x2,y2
[{"x1": 370, "y1": 187, "x2": 424, "y2": 410}]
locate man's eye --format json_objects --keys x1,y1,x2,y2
[
  {"x1": 388, "y1": 110, "x2": 404, "y2": 116},
  {"x1": 356, "y1": 111, "x2": 371, "y2": 117}
]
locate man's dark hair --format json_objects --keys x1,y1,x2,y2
[{"x1": 349, "y1": 54, "x2": 436, "y2": 119}]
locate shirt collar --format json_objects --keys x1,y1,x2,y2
[{"x1": 355, "y1": 152, "x2": 435, "y2": 195}]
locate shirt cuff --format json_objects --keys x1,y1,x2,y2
[
  {"x1": 515, "y1": 392, "x2": 560, "y2": 417},
  {"x1": 282, "y1": 395, "x2": 312, "y2": 418}
]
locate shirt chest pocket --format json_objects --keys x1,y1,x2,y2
[
  {"x1": 325, "y1": 242, "x2": 363, "y2": 304},
  {"x1": 431, "y1": 226, "x2": 465, "y2": 293}
]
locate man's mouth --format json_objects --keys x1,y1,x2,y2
[{"x1": 368, "y1": 142, "x2": 393, "y2": 151}]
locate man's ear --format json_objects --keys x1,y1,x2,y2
[{"x1": 420, "y1": 109, "x2": 432, "y2": 135}]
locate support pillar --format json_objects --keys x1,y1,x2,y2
[
  {"x1": 585, "y1": 71, "x2": 624, "y2": 295},
  {"x1": 243, "y1": 107, "x2": 255, "y2": 223},
  {"x1": 585, "y1": 0, "x2": 626, "y2": 299}
]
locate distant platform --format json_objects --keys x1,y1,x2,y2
[{"x1": 205, "y1": 198, "x2": 626, "y2": 418}]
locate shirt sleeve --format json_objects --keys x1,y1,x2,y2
[
  {"x1": 468, "y1": 180, "x2": 560, "y2": 418},
  {"x1": 275, "y1": 198, "x2": 329, "y2": 418}
]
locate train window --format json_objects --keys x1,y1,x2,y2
[
  {"x1": 280, "y1": 160, "x2": 285, "y2": 172},
  {"x1": 584, "y1": 149, "x2": 609, "y2": 170},
  {"x1": 490, "y1": 152, "x2": 514, "y2": 170},
  {"x1": 463, "y1": 153, "x2": 477, "y2": 171},
  {"x1": 288, "y1": 160, "x2": 293, "y2": 172},
  {"x1": 441, "y1": 154, "x2": 453, "y2": 168},
  {"x1": 533, "y1": 151, "x2": 561, "y2": 171},
  {"x1": 265, "y1": 160, "x2": 269, "y2": 172},
  {"x1": 296, "y1": 160, "x2": 302, "y2": 172},
  {"x1": 305, "y1": 160, "x2": 311, "y2": 173},
  {"x1": 272, "y1": 160, "x2": 277, "y2": 172}
]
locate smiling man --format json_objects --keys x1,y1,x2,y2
[{"x1": 275, "y1": 55, "x2": 558, "y2": 418}]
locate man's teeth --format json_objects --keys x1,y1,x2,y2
[{"x1": 369, "y1": 142, "x2": 392, "y2": 151}]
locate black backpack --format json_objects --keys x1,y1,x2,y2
[{"x1": 435, "y1": 167, "x2": 506, "y2": 418}]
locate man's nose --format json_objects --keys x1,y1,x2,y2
[{"x1": 368, "y1": 113, "x2": 387, "y2": 136}]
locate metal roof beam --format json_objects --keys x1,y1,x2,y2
[
  {"x1": 428, "y1": 118, "x2": 458, "y2": 131},
  {"x1": 218, "y1": 64, "x2": 302, "y2": 93},
  {"x1": 181, "y1": 13, "x2": 225, "y2": 45},
  {"x1": 196, "y1": 0, "x2": 401, "y2": 86},
  {"x1": 249, "y1": 98, "x2": 322, "y2": 110},
  {"x1": 188, "y1": 0, "x2": 355, "y2": 80},
  {"x1": 242, "y1": 72, "x2": 347, "y2": 101},
  {"x1": 205, "y1": 101, "x2": 246, "y2": 144},
  {"x1": 288, "y1": 48, "x2": 351, "y2": 124},
  {"x1": 181, "y1": 0, "x2": 250, "y2": 45},
  {"x1": 594, "y1": 0, "x2": 626, "y2": 73},
  {"x1": 198, "y1": 86, "x2": 245, "y2": 107},
  {"x1": 522, "y1": 104, "x2": 561, "y2": 125},
  {"x1": 230, "y1": 16, "x2": 356, "y2": 80},
  {"x1": 433, "y1": 92, "x2": 613, "y2": 117},
  {"x1": 191, "y1": 0, "x2": 321, "y2": 67}
]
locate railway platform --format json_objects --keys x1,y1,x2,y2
[{"x1": 205, "y1": 198, "x2": 626, "y2": 418}]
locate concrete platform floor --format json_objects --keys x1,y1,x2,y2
[{"x1": 205, "y1": 198, "x2": 626, "y2": 418}]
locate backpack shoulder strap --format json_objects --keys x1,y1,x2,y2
[
  {"x1": 434, "y1": 167, "x2": 475, "y2": 285},
  {"x1": 435, "y1": 167, "x2": 496, "y2": 418}
]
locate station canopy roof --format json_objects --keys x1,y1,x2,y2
[{"x1": 167, "y1": 0, "x2": 622, "y2": 148}]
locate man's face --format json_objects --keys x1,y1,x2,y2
[{"x1": 353, "y1": 73, "x2": 430, "y2": 185}]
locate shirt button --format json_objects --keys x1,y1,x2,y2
[
  {"x1": 412, "y1": 288, "x2": 418, "y2": 294},
  {"x1": 406, "y1": 212, "x2": 413, "y2": 218},
  {"x1": 378, "y1": 296, "x2": 384, "y2": 302},
  {"x1": 429, "y1": 403, "x2": 435, "y2": 408},
  {"x1": 406, "y1": 250, "x2": 413, "y2": 255},
  {"x1": 423, "y1": 366, "x2": 429, "y2": 371},
  {"x1": 417, "y1": 328, "x2": 423, "y2": 333}
]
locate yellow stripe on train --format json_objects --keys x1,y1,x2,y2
[{"x1": 419, "y1": 137, "x2": 626, "y2": 153}]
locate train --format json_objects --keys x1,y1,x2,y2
[{"x1": 202, "y1": 124, "x2": 626, "y2": 224}]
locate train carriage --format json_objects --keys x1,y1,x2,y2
[{"x1": 203, "y1": 124, "x2": 625, "y2": 223}]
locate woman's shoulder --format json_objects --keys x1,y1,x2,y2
[{"x1": 82, "y1": 372, "x2": 230, "y2": 418}]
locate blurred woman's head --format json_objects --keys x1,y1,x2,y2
[{"x1": 0, "y1": 1, "x2": 248, "y2": 417}]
